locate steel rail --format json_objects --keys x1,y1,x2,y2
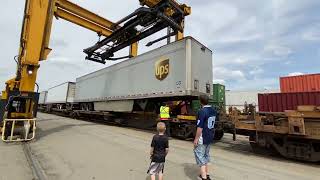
[{"x1": 22, "y1": 143, "x2": 47, "y2": 180}]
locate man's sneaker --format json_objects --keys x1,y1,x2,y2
[{"x1": 198, "y1": 175, "x2": 207, "y2": 180}]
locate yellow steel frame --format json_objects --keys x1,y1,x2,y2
[
  {"x1": 0, "y1": 0, "x2": 144, "y2": 142},
  {"x1": 140, "y1": 0, "x2": 191, "y2": 15},
  {"x1": 3, "y1": 0, "x2": 141, "y2": 95},
  {"x1": 2, "y1": 0, "x2": 189, "y2": 96},
  {"x1": 54, "y1": 0, "x2": 114, "y2": 37},
  {"x1": 177, "y1": 115, "x2": 196, "y2": 121},
  {"x1": 0, "y1": 0, "x2": 190, "y2": 143},
  {"x1": 2, "y1": 119, "x2": 36, "y2": 142},
  {"x1": 1, "y1": 0, "x2": 189, "y2": 142}
]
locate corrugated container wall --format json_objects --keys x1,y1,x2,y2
[
  {"x1": 280, "y1": 74, "x2": 320, "y2": 93},
  {"x1": 191, "y1": 84, "x2": 226, "y2": 112},
  {"x1": 212, "y1": 84, "x2": 225, "y2": 104},
  {"x1": 192, "y1": 99, "x2": 220, "y2": 113},
  {"x1": 258, "y1": 92, "x2": 320, "y2": 112}
]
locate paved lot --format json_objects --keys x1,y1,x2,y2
[
  {"x1": 0, "y1": 143, "x2": 33, "y2": 180},
  {"x1": 1, "y1": 113, "x2": 319, "y2": 180}
]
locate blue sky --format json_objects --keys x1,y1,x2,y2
[{"x1": 0, "y1": 0, "x2": 319, "y2": 91}]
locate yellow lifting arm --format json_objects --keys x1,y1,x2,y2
[
  {"x1": 54, "y1": 0, "x2": 117, "y2": 39},
  {"x1": 10, "y1": 0, "x2": 138, "y2": 93}
]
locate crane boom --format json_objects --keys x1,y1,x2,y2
[{"x1": 0, "y1": 0, "x2": 190, "y2": 142}]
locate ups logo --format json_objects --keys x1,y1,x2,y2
[{"x1": 155, "y1": 58, "x2": 169, "y2": 81}]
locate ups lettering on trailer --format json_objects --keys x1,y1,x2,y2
[{"x1": 155, "y1": 58, "x2": 169, "y2": 81}]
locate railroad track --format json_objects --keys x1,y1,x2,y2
[{"x1": 22, "y1": 143, "x2": 47, "y2": 180}]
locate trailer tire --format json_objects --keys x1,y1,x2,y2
[
  {"x1": 70, "y1": 112, "x2": 76, "y2": 119},
  {"x1": 87, "y1": 103, "x2": 94, "y2": 111},
  {"x1": 249, "y1": 134, "x2": 274, "y2": 155}
]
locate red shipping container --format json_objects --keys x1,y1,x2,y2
[
  {"x1": 280, "y1": 73, "x2": 320, "y2": 93},
  {"x1": 258, "y1": 92, "x2": 320, "y2": 112}
]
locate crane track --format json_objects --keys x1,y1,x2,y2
[{"x1": 22, "y1": 143, "x2": 47, "y2": 180}]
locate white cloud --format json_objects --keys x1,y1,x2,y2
[
  {"x1": 49, "y1": 56, "x2": 74, "y2": 63},
  {"x1": 213, "y1": 67, "x2": 245, "y2": 81},
  {"x1": 186, "y1": 2, "x2": 239, "y2": 43},
  {"x1": 233, "y1": 58, "x2": 248, "y2": 65},
  {"x1": 213, "y1": 51, "x2": 261, "y2": 67},
  {"x1": 249, "y1": 67, "x2": 264, "y2": 75},
  {"x1": 284, "y1": 61, "x2": 292, "y2": 65},
  {"x1": 288, "y1": 72, "x2": 304, "y2": 76},
  {"x1": 187, "y1": 4, "x2": 263, "y2": 45},
  {"x1": 213, "y1": 79, "x2": 226, "y2": 85},
  {"x1": 228, "y1": 77, "x2": 279, "y2": 91},
  {"x1": 302, "y1": 25, "x2": 320, "y2": 41},
  {"x1": 303, "y1": 32, "x2": 320, "y2": 41},
  {"x1": 264, "y1": 44, "x2": 292, "y2": 57},
  {"x1": 216, "y1": 16, "x2": 264, "y2": 44}
]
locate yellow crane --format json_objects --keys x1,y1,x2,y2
[{"x1": 0, "y1": 0, "x2": 191, "y2": 142}]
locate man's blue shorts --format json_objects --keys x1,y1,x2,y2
[{"x1": 194, "y1": 144, "x2": 211, "y2": 166}]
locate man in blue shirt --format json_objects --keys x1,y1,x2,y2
[{"x1": 194, "y1": 95, "x2": 217, "y2": 180}]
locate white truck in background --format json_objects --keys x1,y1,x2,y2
[{"x1": 44, "y1": 82, "x2": 76, "y2": 111}]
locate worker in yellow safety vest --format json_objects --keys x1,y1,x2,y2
[
  {"x1": 159, "y1": 104, "x2": 171, "y2": 137},
  {"x1": 160, "y1": 105, "x2": 170, "y2": 120}
]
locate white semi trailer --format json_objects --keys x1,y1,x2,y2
[
  {"x1": 45, "y1": 82, "x2": 76, "y2": 111},
  {"x1": 38, "y1": 91, "x2": 48, "y2": 105},
  {"x1": 75, "y1": 37, "x2": 213, "y2": 112}
]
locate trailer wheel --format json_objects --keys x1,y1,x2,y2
[
  {"x1": 249, "y1": 134, "x2": 273, "y2": 155},
  {"x1": 70, "y1": 112, "x2": 76, "y2": 119},
  {"x1": 250, "y1": 142, "x2": 267, "y2": 154},
  {"x1": 87, "y1": 103, "x2": 94, "y2": 111},
  {"x1": 80, "y1": 103, "x2": 92, "y2": 111}
]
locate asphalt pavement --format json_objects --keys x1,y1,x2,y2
[{"x1": 0, "y1": 113, "x2": 319, "y2": 180}]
